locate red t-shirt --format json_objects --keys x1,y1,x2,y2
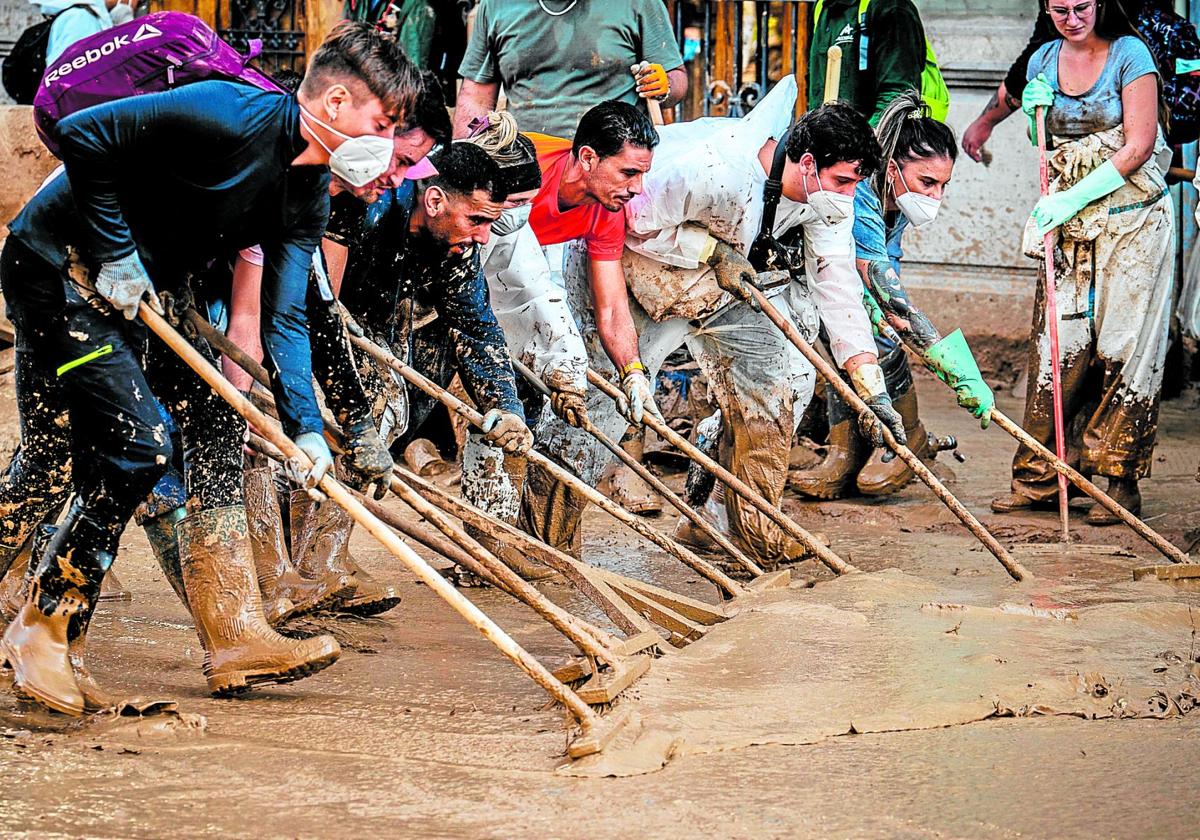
[{"x1": 527, "y1": 134, "x2": 626, "y2": 261}]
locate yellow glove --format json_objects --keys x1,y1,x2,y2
[{"x1": 632, "y1": 62, "x2": 670, "y2": 101}]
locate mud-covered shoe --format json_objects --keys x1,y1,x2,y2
[
  {"x1": 990, "y1": 492, "x2": 1058, "y2": 514},
  {"x1": 0, "y1": 516, "x2": 113, "y2": 717},
  {"x1": 245, "y1": 468, "x2": 354, "y2": 622},
  {"x1": 1086, "y1": 478, "x2": 1141, "y2": 526},
  {"x1": 291, "y1": 492, "x2": 401, "y2": 617},
  {"x1": 68, "y1": 635, "x2": 113, "y2": 712},
  {"x1": 790, "y1": 418, "x2": 869, "y2": 500},
  {"x1": 0, "y1": 542, "x2": 32, "y2": 625},
  {"x1": 177, "y1": 505, "x2": 341, "y2": 696}
]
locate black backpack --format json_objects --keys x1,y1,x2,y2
[
  {"x1": 1136, "y1": 1, "x2": 1200, "y2": 145},
  {"x1": 2, "y1": 4, "x2": 97, "y2": 105}
]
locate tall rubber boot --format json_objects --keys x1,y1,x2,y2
[
  {"x1": 0, "y1": 542, "x2": 31, "y2": 625},
  {"x1": 142, "y1": 507, "x2": 190, "y2": 611},
  {"x1": 0, "y1": 510, "x2": 112, "y2": 716},
  {"x1": 462, "y1": 450, "x2": 552, "y2": 583},
  {"x1": 672, "y1": 483, "x2": 731, "y2": 552},
  {"x1": 856, "y1": 385, "x2": 935, "y2": 496},
  {"x1": 176, "y1": 505, "x2": 341, "y2": 695},
  {"x1": 789, "y1": 417, "x2": 869, "y2": 500},
  {"x1": 290, "y1": 492, "x2": 401, "y2": 617},
  {"x1": 244, "y1": 468, "x2": 354, "y2": 621}
]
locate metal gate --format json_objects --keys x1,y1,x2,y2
[
  {"x1": 216, "y1": 0, "x2": 306, "y2": 76},
  {"x1": 666, "y1": 0, "x2": 811, "y2": 122}
]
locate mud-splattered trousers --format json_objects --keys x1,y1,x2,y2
[
  {"x1": 1010, "y1": 127, "x2": 1175, "y2": 500},
  {"x1": 522, "y1": 243, "x2": 820, "y2": 562},
  {"x1": 0, "y1": 238, "x2": 245, "y2": 558}
]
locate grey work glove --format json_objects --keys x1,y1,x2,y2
[
  {"x1": 544, "y1": 366, "x2": 588, "y2": 428},
  {"x1": 342, "y1": 416, "x2": 393, "y2": 484},
  {"x1": 857, "y1": 394, "x2": 907, "y2": 449},
  {"x1": 287, "y1": 431, "x2": 334, "y2": 500},
  {"x1": 96, "y1": 251, "x2": 161, "y2": 320},
  {"x1": 707, "y1": 240, "x2": 761, "y2": 308},
  {"x1": 481, "y1": 409, "x2": 533, "y2": 454},
  {"x1": 616, "y1": 370, "x2": 663, "y2": 426}
]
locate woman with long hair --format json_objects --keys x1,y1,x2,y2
[
  {"x1": 991, "y1": 0, "x2": 1172, "y2": 522},
  {"x1": 793, "y1": 90, "x2": 994, "y2": 500}
]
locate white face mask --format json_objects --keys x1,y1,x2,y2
[
  {"x1": 804, "y1": 163, "x2": 853, "y2": 226},
  {"x1": 109, "y1": 1, "x2": 134, "y2": 25},
  {"x1": 300, "y1": 106, "x2": 393, "y2": 188},
  {"x1": 491, "y1": 204, "x2": 532, "y2": 237},
  {"x1": 894, "y1": 166, "x2": 941, "y2": 228}
]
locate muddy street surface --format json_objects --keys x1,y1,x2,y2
[{"x1": 1, "y1": 380, "x2": 1199, "y2": 838}]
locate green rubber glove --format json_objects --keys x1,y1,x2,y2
[
  {"x1": 862, "y1": 290, "x2": 901, "y2": 344},
  {"x1": 1030, "y1": 159, "x2": 1125, "y2": 235},
  {"x1": 923, "y1": 328, "x2": 994, "y2": 428},
  {"x1": 1021, "y1": 73, "x2": 1055, "y2": 146}
]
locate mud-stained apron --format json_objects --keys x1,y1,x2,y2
[{"x1": 1012, "y1": 125, "x2": 1174, "y2": 498}]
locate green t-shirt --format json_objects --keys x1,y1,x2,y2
[{"x1": 458, "y1": 0, "x2": 684, "y2": 138}]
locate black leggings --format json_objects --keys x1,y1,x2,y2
[{"x1": 0, "y1": 238, "x2": 244, "y2": 556}]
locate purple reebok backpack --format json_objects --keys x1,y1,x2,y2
[{"x1": 33, "y1": 11, "x2": 282, "y2": 155}]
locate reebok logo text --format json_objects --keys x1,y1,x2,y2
[{"x1": 43, "y1": 24, "x2": 161, "y2": 86}]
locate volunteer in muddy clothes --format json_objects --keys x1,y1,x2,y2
[
  {"x1": 312, "y1": 141, "x2": 533, "y2": 588},
  {"x1": 991, "y1": 0, "x2": 1172, "y2": 523},
  {"x1": 513, "y1": 100, "x2": 661, "y2": 557},
  {"x1": 0, "y1": 24, "x2": 418, "y2": 716},
  {"x1": 793, "y1": 91, "x2": 994, "y2": 501}
]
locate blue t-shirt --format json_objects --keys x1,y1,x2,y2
[
  {"x1": 1027, "y1": 35, "x2": 1158, "y2": 138},
  {"x1": 852, "y1": 180, "x2": 908, "y2": 276}
]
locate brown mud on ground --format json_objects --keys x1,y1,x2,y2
[{"x1": 1, "y1": 382, "x2": 1199, "y2": 838}]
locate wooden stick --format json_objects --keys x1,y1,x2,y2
[
  {"x1": 991, "y1": 409, "x2": 1193, "y2": 565},
  {"x1": 510, "y1": 357, "x2": 764, "y2": 578},
  {"x1": 1035, "y1": 106, "x2": 1071, "y2": 543},
  {"x1": 187, "y1": 309, "x2": 678, "y2": 639},
  {"x1": 345, "y1": 329, "x2": 750, "y2": 599},
  {"x1": 137, "y1": 303, "x2": 607, "y2": 741},
  {"x1": 585, "y1": 368, "x2": 858, "y2": 576},
  {"x1": 823, "y1": 45, "x2": 842, "y2": 103},
  {"x1": 741, "y1": 285, "x2": 1031, "y2": 583}
]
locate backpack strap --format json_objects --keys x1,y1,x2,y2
[
  {"x1": 858, "y1": 0, "x2": 872, "y2": 72},
  {"x1": 747, "y1": 126, "x2": 797, "y2": 272}
]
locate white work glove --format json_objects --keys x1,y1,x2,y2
[
  {"x1": 481, "y1": 409, "x2": 533, "y2": 454},
  {"x1": 96, "y1": 251, "x2": 161, "y2": 320},
  {"x1": 287, "y1": 431, "x2": 334, "y2": 500},
  {"x1": 616, "y1": 370, "x2": 663, "y2": 426}
]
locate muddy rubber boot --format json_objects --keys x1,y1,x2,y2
[
  {"x1": 245, "y1": 469, "x2": 353, "y2": 622},
  {"x1": 856, "y1": 386, "x2": 935, "y2": 496},
  {"x1": 1087, "y1": 478, "x2": 1141, "y2": 525},
  {"x1": 789, "y1": 418, "x2": 869, "y2": 500},
  {"x1": 601, "y1": 434, "x2": 662, "y2": 516},
  {"x1": 142, "y1": 508, "x2": 191, "y2": 611},
  {"x1": 176, "y1": 506, "x2": 341, "y2": 696},
  {"x1": 0, "y1": 519, "x2": 112, "y2": 717},
  {"x1": 0, "y1": 542, "x2": 32, "y2": 625},
  {"x1": 990, "y1": 492, "x2": 1057, "y2": 513},
  {"x1": 291, "y1": 492, "x2": 401, "y2": 617}
]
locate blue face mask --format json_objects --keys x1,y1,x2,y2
[{"x1": 682, "y1": 38, "x2": 700, "y2": 63}]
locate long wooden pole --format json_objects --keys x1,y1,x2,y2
[
  {"x1": 1036, "y1": 106, "x2": 1071, "y2": 543},
  {"x1": 137, "y1": 303, "x2": 604, "y2": 737},
  {"x1": 585, "y1": 368, "x2": 857, "y2": 576},
  {"x1": 510, "y1": 358, "x2": 764, "y2": 578},
  {"x1": 991, "y1": 410, "x2": 1192, "y2": 565},
  {"x1": 345, "y1": 330, "x2": 750, "y2": 599},
  {"x1": 741, "y1": 285, "x2": 1030, "y2": 582}
]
